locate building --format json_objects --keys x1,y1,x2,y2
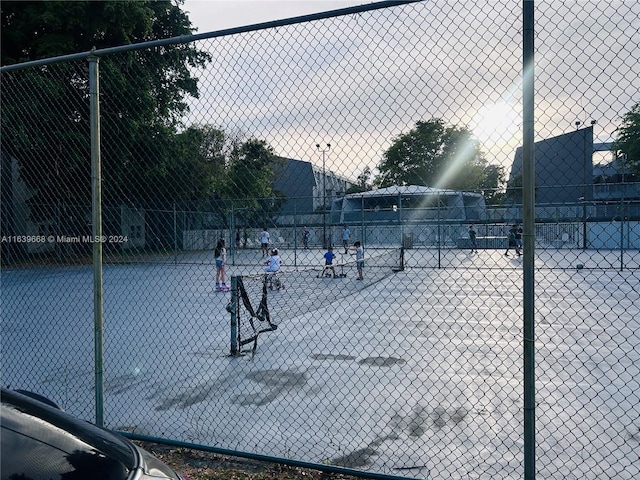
[
  {"x1": 593, "y1": 152, "x2": 640, "y2": 201},
  {"x1": 273, "y1": 157, "x2": 355, "y2": 216},
  {"x1": 508, "y1": 126, "x2": 594, "y2": 205},
  {"x1": 506, "y1": 126, "x2": 639, "y2": 222},
  {"x1": 331, "y1": 185, "x2": 487, "y2": 224}
]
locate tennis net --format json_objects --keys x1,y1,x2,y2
[{"x1": 228, "y1": 246, "x2": 404, "y2": 354}]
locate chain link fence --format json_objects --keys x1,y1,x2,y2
[{"x1": 2, "y1": 1, "x2": 639, "y2": 478}]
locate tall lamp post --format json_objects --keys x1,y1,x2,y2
[
  {"x1": 578, "y1": 120, "x2": 596, "y2": 249},
  {"x1": 316, "y1": 143, "x2": 330, "y2": 248},
  {"x1": 576, "y1": 121, "x2": 586, "y2": 249},
  {"x1": 230, "y1": 206, "x2": 248, "y2": 265}
]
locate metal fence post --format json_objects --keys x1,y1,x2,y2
[
  {"x1": 88, "y1": 51, "x2": 104, "y2": 427},
  {"x1": 522, "y1": 1, "x2": 536, "y2": 478}
]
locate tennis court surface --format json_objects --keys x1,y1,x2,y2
[{"x1": 2, "y1": 247, "x2": 639, "y2": 479}]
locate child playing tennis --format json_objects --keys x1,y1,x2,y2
[
  {"x1": 263, "y1": 248, "x2": 282, "y2": 273},
  {"x1": 264, "y1": 248, "x2": 283, "y2": 290},
  {"x1": 318, "y1": 246, "x2": 337, "y2": 278},
  {"x1": 214, "y1": 239, "x2": 229, "y2": 292},
  {"x1": 351, "y1": 241, "x2": 364, "y2": 280}
]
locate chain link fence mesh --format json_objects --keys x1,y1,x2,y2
[{"x1": 2, "y1": 1, "x2": 639, "y2": 478}]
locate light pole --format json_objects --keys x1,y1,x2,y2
[
  {"x1": 230, "y1": 206, "x2": 248, "y2": 265},
  {"x1": 576, "y1": 120, "x2": 597, "y2": 250},
  {"x1": 579, "y1": 120, "x2": 587, "y2": 249},
  {"x1": 578, "y1": 119, "x2": 596, "y2": 249},
  {"x1": 316, "y1": 143, "x2": 330, "y2": 248}
]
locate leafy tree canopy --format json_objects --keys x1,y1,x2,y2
[
  {"x1": 1, "y1": 0, "x2": 211, "y2": 219},
  {"x1": 480, "y1": 163, "x2": 506, "y2": 205},
  {"x1": 374, "y1": 119, "x2": 503, "y2": 197},
  {"x1": 346, "y1": 167, "x2": 373, "y2": 194},
  {"x1": 1, "y1": 0, "x2": 194, "y2": 63},
  {"x1": 218, "y1": 138, "x2": 287, "y2": 225},
  {"x1": 614, "y1": 101, "x2": 640, "y2": 175}
]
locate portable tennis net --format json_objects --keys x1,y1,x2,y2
[{"x1": 227, "y1": 246, "x2": 404, "y2": 355}]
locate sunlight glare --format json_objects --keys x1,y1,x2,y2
[{"x1": 471, "y1": 102, "x2": 521, "y2": 146}]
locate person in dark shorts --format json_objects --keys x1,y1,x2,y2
[
  {"x1": 259, "y1": 227, "x2": 270, "y2": 257},
  {"x1": 468, "y1": 225, "x2": 478, "y2": 253},
  {"x1": 352, "y1": 241, "x2": 364, "y2": 280},
  {"x1": 505, "y1": 224, "x2": 520, "y2": 256}
]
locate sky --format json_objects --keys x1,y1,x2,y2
[
  {"x1": 179, "y1": 0, "x2": 639, "y2": 180},
  {"x1": 183, "y1": 0, "x2": 367, "y2": 33}
]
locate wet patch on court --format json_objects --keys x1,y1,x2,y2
[
  {"x1": 310, "y1": 353, "x2": 406, "y2": 367},
  {"x1": 331, "y1": 446, "x2": 378, "y2": 468},
  {"x1": 388, "y1": 404, "x2": 469, "y2": 435},
  {"x1": 152, "y1": 374, "x2": 244, "y2": 411},
  {"x1": 358, "y1": 356, "x2": 406, "y2": 367},
  {"x1": 233, "y1": 369, "x2": 308, "y2": 407},
  {"x1": 105, "y1": 371, "x2": 148, "y2": 395},
  {"x1": 155, "y1": 382, "x2": 221, "y2": 411},
  {"x1": 151, "y1": 369, "x2": 310, "y2": 410},
  {"x1": 330, "y1": 403, "x2": 469, "y2": 468},
  {"x1": 310, "y1": 353, "x2": 356, "y2": 361},
  {"x1": 331, "y1": 436, "x2": 397, "y2": 468}
]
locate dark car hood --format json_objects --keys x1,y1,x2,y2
[
  {"x1": 1, "y1": 388, "x2": 184, "y2": 480},
  {"x1": 1, "y1": 388, "x2": 137, "y2": 478}
]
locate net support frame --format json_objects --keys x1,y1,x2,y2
[{"x1": 229, "y1": 276, "x2": 240, "y2": 356}]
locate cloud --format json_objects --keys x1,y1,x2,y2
[
  {"x1": 183, "y1": 0, "x2": 367, "y2": 33},
  {"x1": 182, "y1": 0, "x2": 639, "y2": 179}
]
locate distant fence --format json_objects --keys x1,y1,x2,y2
[
  {"x1": 182, "y1": 220, "x2": 640, "y2": 254},
  {"x1": 4, "y1": 199, "x2": 639, "y2": 265}
]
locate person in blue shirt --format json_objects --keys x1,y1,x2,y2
[{"x1": 319, "y1": 246, "x2": 336, "y2": 278}]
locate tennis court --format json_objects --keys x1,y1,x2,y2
[{"x1": 2, "y1": 247, "x2": 639, "y2": 479}]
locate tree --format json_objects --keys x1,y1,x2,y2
[
  {"x1": 1, "y1": 0, "x2": 211, "y2": 219},
  {"x1": 480, "y1": 164, "x2": 506, "y2": 205},
  {"x1": 614, "y1": 102, "x2": 640, "y2": 175},
  {"x1": 218, "y1": 138, "x2": 286, "y2": 226},
  {"x1": 374, "y1": 119, "x2": 501, "y2": 194},
  {"x1": 503, "y1": 171, "x2": 537, "y2": 205},
  {"x1": 153, "y1": 125, "x2": 286, "y2": 227},
  {"x1": 346, "y1": 166, "x2": 373, "y2": 194}
]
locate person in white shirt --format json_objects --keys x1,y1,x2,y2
[
  {"x1": 349, "y1": 241, "x2": 364, "y2": 280},
  {"x1": 259, "y1": 227, "x2": 270, "y2": 257},
  {"x1": 342, "y1": 225, "x2": 351, "y2": 253},
  {"x1": 264, "y1": 248, "x2": 281, "y2": 272}
]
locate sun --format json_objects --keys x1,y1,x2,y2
[{"x1": 471, "y1": 101, "x2": 521, "y2": 147}]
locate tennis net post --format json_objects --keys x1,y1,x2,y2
[{"x1": 228, "y1": 276, "x2": 240, "y2": 356}]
